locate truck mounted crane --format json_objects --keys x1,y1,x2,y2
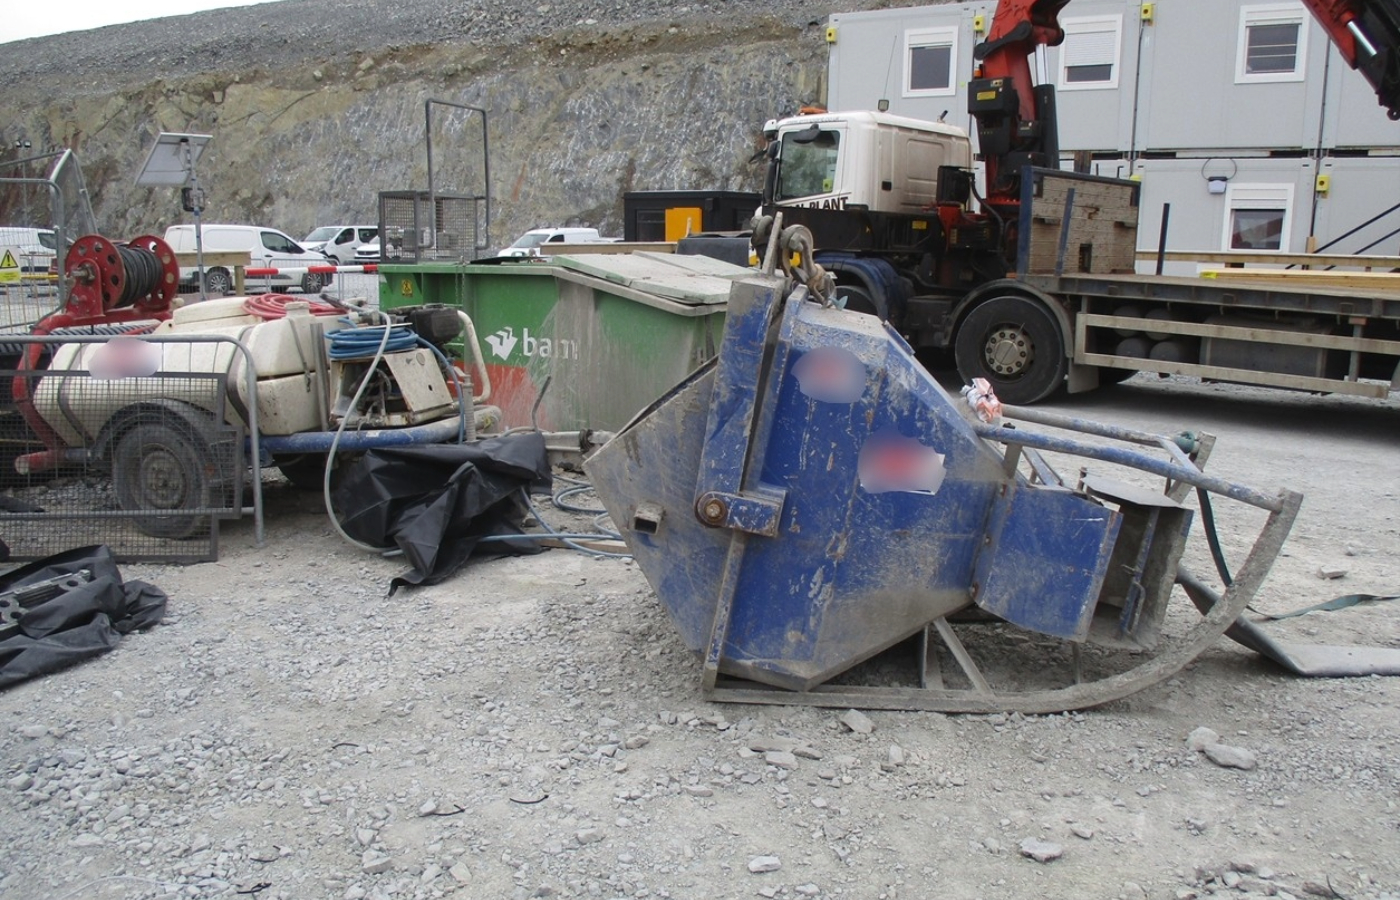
[{"x1": 757, "y1": 0, "x2": 1400, "y2": 405}]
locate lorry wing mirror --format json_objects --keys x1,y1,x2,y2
[{"x1": 790, "y1": 125, "x2": 823, "y2": 144}]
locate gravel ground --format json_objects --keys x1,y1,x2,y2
[{"x1": 1, "y1": 371, "x2": 1398, "y2": 900}]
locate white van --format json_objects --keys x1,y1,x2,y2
[
  {"x1": 163, "y1": 224, "x2": 333, "y2": 295},
  {"x1": 0, "y1": 226, "x2": 58, "y2": 274},
  {"x1": 499, "y1": 227, "x2": 610, "y2": 258},
  {"x1": 302, "y1": 225, "x2": 377, "y2": 265}
]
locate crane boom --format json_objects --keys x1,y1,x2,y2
[
  {"x1": 970, "y1": 0, "x2": 1400, "y2": 211},
  {"x1": 1300, "y1": 0, "x2": 1400, "y2": 119}
]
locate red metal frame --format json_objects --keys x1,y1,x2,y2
[{"x1": 12, "y1": 234, "x2": 179, "y2": 475}]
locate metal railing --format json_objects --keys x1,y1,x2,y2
[{"x1": 1, "y1": 333, "x2": 265, "y2": 563}]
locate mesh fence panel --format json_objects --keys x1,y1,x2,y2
[
  {"x1": 377, "y1": 191, "x2": 486, "y2": 264},
  {"x1": 1, "y1": 149, "x2": 100, "y2": 327},
  {"x1": 48, "y1": 150, "x2": 98, "y2": 252},
  {"x1": 1, "y1": 337, "x2": 245, "y2": 564}
]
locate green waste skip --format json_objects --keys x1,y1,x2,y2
[{"x1": 379, "y1": 252, "x2": 740, "y2": 432}]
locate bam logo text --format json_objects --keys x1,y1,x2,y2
[{"x1": 485, "y1": 326, "x2": 579, "y2": 361}]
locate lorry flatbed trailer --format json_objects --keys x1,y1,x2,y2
[{"x1": 1013, "y1": 272, "x2": 1400, "y2": 398}]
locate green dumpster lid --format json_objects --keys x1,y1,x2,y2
[
  {"x1": 635, "y1": 251, "x2": 755, "y2": 278},
  {"x1": 555, "y1": 252, "x2": 750, "y2": 306}
]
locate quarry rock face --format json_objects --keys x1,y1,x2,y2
[{"x1": 0, "y1": 1, "x2": 862, "y2": 244}]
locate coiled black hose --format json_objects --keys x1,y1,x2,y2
[{"x1": 115, "y1": 245, "x2": 163, "y2": 305}]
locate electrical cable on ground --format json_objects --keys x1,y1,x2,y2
[
  {"x1": 323, "y1": 311, "x2": 400, "y2": 554},
  {"x1": 525, "y1": 487, "x2": 630, "y2": 559},
  {"x1": 317, "y1": 318, "x2": 623, "y2": 560}
]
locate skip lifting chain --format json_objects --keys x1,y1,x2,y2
[{"x1": 753, "y1": 214, "x2": 836, "y2": 307}]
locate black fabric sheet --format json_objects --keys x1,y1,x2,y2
[
  {"x1": 0, "y1": 545, "x2": 167, "y2": 689},
  {"x1": 331, "y1": 433, "x2": 553, "y2": 593}
]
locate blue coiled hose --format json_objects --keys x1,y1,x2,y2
[{"x1": 327, "y1": 321, "x2": 416, "y2": 359}]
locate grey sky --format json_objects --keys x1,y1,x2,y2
[{"x1": 3, "y1": 0, "x2": 285, "y2": 44}]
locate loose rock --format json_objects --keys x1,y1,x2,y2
[
  {"x1": 1186, "y1": 726, "x2": 1220, "y2": 751},
  {"x1": 839, "y1": 710, "x2": 874, "y2": 735},
  {"x1": 1203, "y1": 743, "x2": 1258, "y2": 770},
  {"x1": 360, "y1": 851, "x2": 392, "y2": 875},
  {"x1": 1019, "y1": 838, "x2": 1063, "y2": 863}
]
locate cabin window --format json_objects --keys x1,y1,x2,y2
[
  {"x1": 1237, "y1": 3, "x2": 1308, "y2": 83},
  {"x1": 904, "y1": 27, "x2": 958, "y2": 97},
  {"x1": 1058, "y1": 15, "x2": 1123, "y2": 90},
  {"x1": 1223, "y1": 183, "x2": 1294, "y2": 251}
]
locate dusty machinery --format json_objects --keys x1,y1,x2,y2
[
  {"x1": 11, "y1": 233, "x2": 182, "y2": 476},
  {"x1": 587, "y1": 226, "x2": 1308, "y2": 713},
  {"x1": 5, "y1": 230, "x2": 492, "y2": 547}
]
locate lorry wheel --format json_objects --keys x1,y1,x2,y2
[
  {"x1": 955, "y1": 295, "x2": 1067, "y2": 404},
  {"x1": 204, "y1": 267, "x2": 233, "y2": 296},
  {"x1": 113, "y1": 421, "x2": 212, "y2": 540}
]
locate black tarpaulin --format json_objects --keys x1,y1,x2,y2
[
  {"x1": 0, "y1": 545, "x2": 167, "y2": 689},
  {"x1": 331, "y1": 433, "x2": 553, "y2": 593}
]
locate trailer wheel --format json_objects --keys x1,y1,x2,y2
[
  {"x1": 113, "y1": 421, "x2": 213, "y2": 540},
  {"x1": 955, "y1": 295, "x2": 1067, "y2": 404}
]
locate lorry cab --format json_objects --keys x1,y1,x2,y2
[{"x1": 763, "y1": 110, "x2": 973, "y2": 215}]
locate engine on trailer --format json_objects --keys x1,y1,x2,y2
[{"x1": 327, "y1": 304, "x2": 467, "y2": 430}]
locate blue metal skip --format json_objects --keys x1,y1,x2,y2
[{"x1": 587, "y1": 276, "x2": 1132, "y2": 692}]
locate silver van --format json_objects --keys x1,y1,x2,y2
[{"x1": 163, "y1": 224, "x2": 332, "y2": 295}]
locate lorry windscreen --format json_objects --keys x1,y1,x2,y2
[{"x1": 776, "y1": 130, "x2": 841, "y2": 202}]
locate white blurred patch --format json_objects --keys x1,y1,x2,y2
[
  {"x1": 857, "y1": 428, "x2": 946, "y2": 495},
  {"x1": 87, "y1": 337, "x2": 161, "y2": 380},
  {"x1": 792, "y1": 345, "x2": 866, "y2": 405}
]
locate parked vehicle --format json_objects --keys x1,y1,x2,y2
[
  {"x1": 756, "y1": 0, "x2": 1400, "y2": 404},
  {"x1": 353, "y1": 239, "x2": 381, "y2": 263},
  {"x1": 0, "y1": 226, "x2": 58, "y2": 273},
  {"x1": 499, "y1": 227, "x2": 610, "y2": 258},
  {"x1": 302, "y1": 225, "x2": 377, "y2": 265},
  {"x1": 163, "y1": 224, "x2": 333, "y2": 295}
]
